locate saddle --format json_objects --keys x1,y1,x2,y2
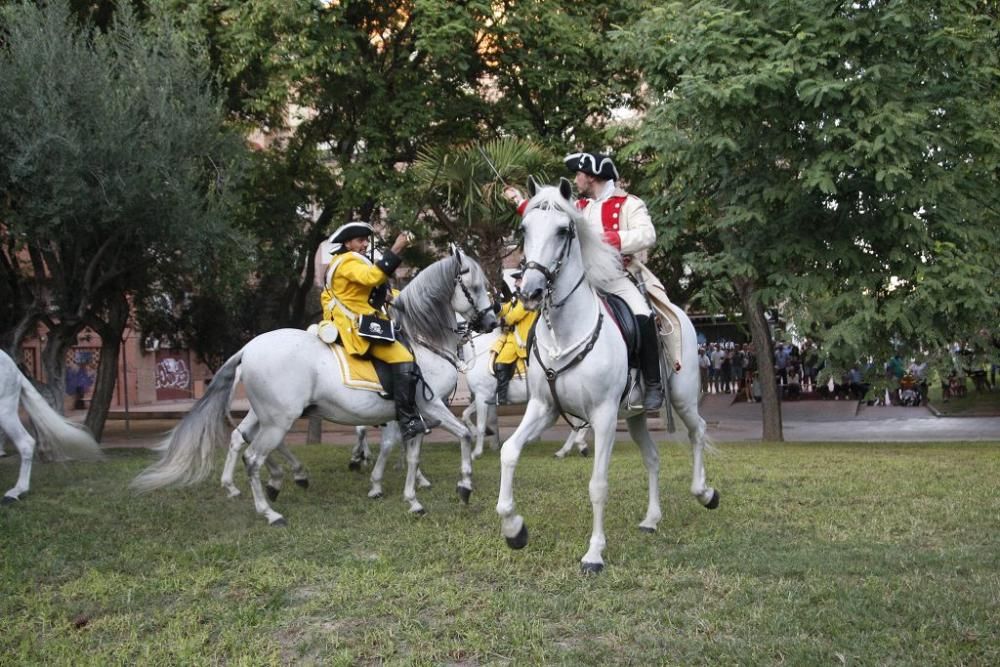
[
  {"x1": 308, "y1": 323, "x2": 414, "y2": 398},
  {"x1": 599, "y1": 292, "x2": 640, "y2": 369}
]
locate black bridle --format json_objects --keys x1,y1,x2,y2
[
  {"x1": 455, "y1": 257, "x2": 496, "y2": 333},
  {"x1": 521, "y1": 216, "x2": 586, "y2": 310}
]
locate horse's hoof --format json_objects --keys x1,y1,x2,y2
[
  {"x1": 457, "y1": 485, "x2": 472, "y2": 504},
  {"x1": 265, "y1": 485, "x2": 280, "y2": 502},
  {"x1": 1, "y1": 495, "x2": 19, "y2": 506},
  {"x1": 269, "y1": 517, "x2": 288, "y2": 527},
  {"x1": 505, "y1": 524, "x2": 528, "y2": 550},
  {"x1": 411, "y1": 507, "x2": 427, "y2": 517},
  {"x1": 295, "y1": 479, "x2": 309, "y2": 490},
  {"x1": 348, "y1": 460, "x2": 361, "y2": 472},
  {"x1": 639, "y1": 526, "x2": 656, "y2": 534},
  {"x1": 579, "y1": 447, "x2": 589, "y2": 457},
  {"x1": 369, "y1": 491, "x2": 384, "y2": 500},
  {"x1": 704, "y1": 490, "x2": 720, "y2": 510},
  {"x1": 581, "y1": 561, "x2": 604, "y2": 575}
]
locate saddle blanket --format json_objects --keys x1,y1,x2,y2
[{"x1": 331, "y1": 344, "x2": 383, "y2": 393}]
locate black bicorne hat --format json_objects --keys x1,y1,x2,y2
[
  {"x1": 328, "y1": 222, "x2": 374, "y2": 252},
  {"x1": 564, "y1": 152, "x2": 619, "y2": 180}
]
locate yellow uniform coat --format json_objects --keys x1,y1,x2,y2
[
  {"x1": 321, "y1": 252, "x2": 413, "y2": 364},
  {"x1": 491, "y1": 299, "x2": 538, "y2": 366}
]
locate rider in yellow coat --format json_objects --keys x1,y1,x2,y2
[
  {"x1": 489, "y1": 272, "x2": 538, "y2": 405},
  {"x1": 320, "y1": 222, "x2": 438, "y2": 440}
]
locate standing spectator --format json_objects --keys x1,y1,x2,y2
[
  {"x1": 743, "y1": 344, "x2": 757, "y2": 402},
  {"x1": 731, "y1": 345, "x2": 744, "y2": 395},
  {"x1": 698, "y1": 347, "x2": 710, "y2": 394},
  {"x1": 785, "y1": 364, "x2": 802, "y2": 400},
  {"x1": 774, "y1": 343, "x2": 789, "y2": 385},
  {"x1": 720, "y1": 348, "x2": 733, "y2": 393},
  {"x1": 712, "y1": 344, "x2": 725, "y2": 393}
]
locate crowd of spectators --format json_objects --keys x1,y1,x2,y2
[
  {"x1": 696, "y1": 332, "x2": 999, "y2": 407},
  {"x1": 697, "y1": 339, "x2": 822, "y2": 403}
]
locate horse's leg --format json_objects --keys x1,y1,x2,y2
[
  {"x1": 0, "y1": 411, "x2": 34, "y2": 504},
  {"x1": 672, "y1": 384, "x2": 719, "y2": 509},
  {"x1": 401, "y1": 433, "x2": 427, "y2": 515},
  {"x1": 263, "y1": 443, "x2": 308, "y2": 501},
  {"x1": 580, "y1": 404, "x2": 620, "y2": 573},
  {"x1": 277, "y1": 443, "x2": 310, "y2": 490},
  {"x1": 626, "y1": 414, "x2": 662, "y2": 533},
  {"x1": 496, "y1": 400, "x2": 557, "y2": 549},
  {"x1": 243, "y1": 421, "x2": 294, "y2": 526},
  {"x1": 262, "y1": 446, "x2": 287, "y2": 502},
  {"x1": 487, "y1": 402, "x2": 501, "y2": 450},
  {"x1": 461, "y1": 403, "x2": 484, "y2": 460},
  {"x1": 576, "y1": 426, "x2": 590, "y2": 456},
  {"x1": 222, "y1": 413, "x2": 258, "y2": 498},
  {"x1": 368, "y1": 422, "x2": 398, "y2": 499},
  {"x1": 421, "y1": 401, "x2": 476, "y2": 504},
  {"x1": 349, "y1": 426, "x2": 370, "y2": 471}
]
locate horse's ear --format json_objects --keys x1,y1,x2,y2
[
  {"x1": 527, "y1": 176, "x2": 541, "y2": 198},
  {"x1": 559, "y1": 177, "x2": 573, "y2": 201},
  {"x1": 449, "y1": 243, "x2": 458, "y2": 257}
]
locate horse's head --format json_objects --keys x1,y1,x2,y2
[
  {"x1": 517, "y1": 177, "x2": 583, "y2": 310},
  {"x1": 449, "y1": 245, "x2": 499, "y2": 333}
]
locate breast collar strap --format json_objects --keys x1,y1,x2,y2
[{"x1": 531, "y1": 309, "x2": 603, "y2": 429}]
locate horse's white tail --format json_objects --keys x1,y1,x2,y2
[
  {"x1": 18, "y1": 376, "x2": 103, "y2": 462},
  {"x1": 130, "y1": 349, "x2": 244, "y2": 492}
]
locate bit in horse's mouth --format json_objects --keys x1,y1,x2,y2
[{"x1": 520, "y1": 297, "x2": 542, "y2": 312}]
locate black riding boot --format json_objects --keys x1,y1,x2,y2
[
  {"x1": 638, "y1": 315, "x2": 664, "y2": 410},
  {"x1": 393, "y1": 362, "x2": 440, "y2": 440},
  {"x1": 494, "y1": 362, "x2": 515, "y2": 406}
]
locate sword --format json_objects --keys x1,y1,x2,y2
[{"x1": 477, "y1": 143, "x2": 505, "y2": 183}]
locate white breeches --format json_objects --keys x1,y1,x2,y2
[{"x1": 603, "y1": 274, "x2": 652, "y2": 316}]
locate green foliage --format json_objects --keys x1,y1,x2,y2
[
  {"x1": 1, "y1": 440, "x2": 998, "y2": 663},
  {"x1": 0, "y1": 0, "x2": 246, "y2": 322},
  {"x1": 620, "y1": 0, "x2": 1000, "y2": 361},
  {"x1": 155, "y1": 0, "x2": 644, "y2": 329},
  {"x1": 411, "y1": 137, "x2": 554, "y2": 279}
]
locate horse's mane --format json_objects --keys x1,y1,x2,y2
[
  {"x1": 395, "y1": 254, "x2": 479, "y2": 351},
  {"x1": 524, "y1": 186, "x2": 623, "y2": 292}
]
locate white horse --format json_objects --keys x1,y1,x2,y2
[
  {"x1": 458, "y1": 328, "x2": 590, "y2": 459},
  {"x1": 132, "y1": 250, "x2": 499, "y2": 524},
  {"x1": 495, "y1": 180, "x2": 718, "y2": 573},
  {"x1": 0, "y1": 350, "x2": 103, "y2": 503}
]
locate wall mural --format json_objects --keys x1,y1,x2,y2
[{"x1": 155, "y1": 350, "x2": 191, "y2": 401}]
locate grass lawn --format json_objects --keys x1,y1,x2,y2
[
  {"x1": 2, "y1": 440, "x2": 998, "y2": 665},
  {"x1": 926, "y1": 383, "x2": 1000, "y2": 417}
]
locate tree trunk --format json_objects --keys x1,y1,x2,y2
[
  {"x1": 84, "y1": 293, "x2": 130, "y2": 440},
  {"x1": 39, "y1": 331, "x2": 73, "y2": 416},
  {"x1": 734, "y1": 277, "x2": 783, "y2": 441},
  {"x1": 307, "y1": 414, "x2": 323, "y2": 444},
  {"x1": 85, "y1": 335, "x2": 121, "y2": 441}
]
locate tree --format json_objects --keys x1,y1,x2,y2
[
  {"x1": 0, "y1": 1, "x2": 246, "y2": 437},
  {"x1": 159, "y1": 0, "x2": 646, "y2": 332},
  {"x1": 620, "y1": 0, "x2": 1000, "y2": 439},
  {"x1": 411, "y1": 138, "x2": 554, "y2": 281}
]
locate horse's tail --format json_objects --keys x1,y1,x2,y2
[
  {"x1": 130, "y1": 349, "x2": 244, "y2": 492},
  {"x1": 18, "y1": 374, "x2": 103, "y2": 462}
]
